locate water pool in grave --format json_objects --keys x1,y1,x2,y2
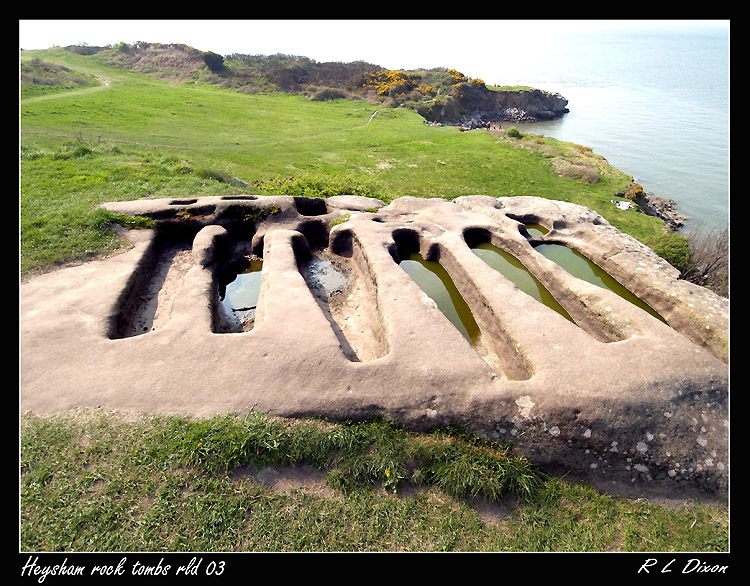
[
  {"x1": 399, "y1": 253, "x2": 480, "y2": 344},
  {"x1": 533, "y1": 243, "x2": 667, "y2": 323},
  {"x1": 217, "y1": 257, "x2": 263, "y2": 331},
  {"x1": 470, "y1": 242, "x2": 575, "y2": 323},
  {"x1": 525, "y1": 224, "x2": 549, "y2": 238}
]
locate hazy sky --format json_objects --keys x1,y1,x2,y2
[{"x1": 19, "y1": 19, "x2": 728, "y2": 82}]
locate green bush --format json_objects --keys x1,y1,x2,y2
[
  {"x1": 202, "y1": 51, "x2": 224, "y2": 72},
  {"x1": 646, "y1": 232, "x2": 692, "y2": 276},
  {"x1": 506, "y1": 127, "x2": 524, "y2": 139},
  {"x1": 311, "y1": 87, "x2": 346, "y2": 101}
]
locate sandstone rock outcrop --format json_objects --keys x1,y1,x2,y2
[{"x1": 20, "y1": 194, "x2": 728, "y2": 498}]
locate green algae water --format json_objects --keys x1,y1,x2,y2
[
  {"x1": 524, "y1": 224, "x2": 549, "y2": 238},
  {"x1": 533, "y1": 243, "x2": 666, "y2": 323},
  {"x1": 471, "y1": 242, "x2": 575, "y2": 323},
  {"x1": 400, "y1": 253, "x2": 480, "y2": 344}
]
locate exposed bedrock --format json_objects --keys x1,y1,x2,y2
[
  {"x1": 20, "y1": 194, "x2": 728, "y2": 498},
  {"x1": 421, "y1": 88, "x2": 570, "y2": 127}
]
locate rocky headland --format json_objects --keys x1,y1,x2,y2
[{"x1": 419, "y1": 87, "x2": 570, "y2": 129}]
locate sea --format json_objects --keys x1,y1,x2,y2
[{"x1": 473, "y1": 22, "x2": 730, "y2": 235}]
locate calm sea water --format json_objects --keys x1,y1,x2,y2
[{"x1": 479, "y1": 24, "x2": 729, "y2": 233}]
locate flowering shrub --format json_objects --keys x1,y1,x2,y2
[
  {"x1": 447, "y1": 69, "x2": 468, "y2": 84},
  {"x1": 362, "y1": 70, "x2": 423, "y2": 97},
  {"x1": 361, "y1": 67, "x2": 485, "y2": 108},
  {"x1": 439, "y1": 69, "x2": 486, "y2": 102}
]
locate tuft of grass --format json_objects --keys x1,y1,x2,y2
[
  {"x1": 160, "y1": 414, "x2": 539, "y2": 500},
  {"x1": 330, "y1": 213, "x2": 351, "y2": 226}
]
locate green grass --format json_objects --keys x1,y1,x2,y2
[
  {"x1": 20, "y1": 411, "x2": 728, "y2": 553},
  {"x1": 19, "y1": 48, "x2": 726, "y2": 553},
  {"x1": 20, "y1": 47, "x2": 669, "y2": 279}
]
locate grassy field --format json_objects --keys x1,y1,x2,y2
[{"x1": 19, "y1": 48, "x2": 728, "y2": 553}]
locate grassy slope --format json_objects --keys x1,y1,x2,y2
[
  {"x1": 20, "y1": 48, "x2": 669, "y2": 277},
  {"x1": 21, "y1": 49, "x2": 634, "y2": 205}
]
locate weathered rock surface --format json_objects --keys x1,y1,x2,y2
[{"x1": 20, "y1": 194, "x2": 728, "y2": 499}]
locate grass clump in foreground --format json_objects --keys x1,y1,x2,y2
[{"x1": 20, "y1": 411, "x2": 728, "y2": 553}]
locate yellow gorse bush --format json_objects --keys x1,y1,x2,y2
[
  {"x1": 361, "y1": 68, "x2": 484, "y2": 102},
  {"x1": 362, "y1": 69, "x2": 422, "y2": 96},
  {"x1": 447, "y1": 69, "x2": 468, "y2": 84}
]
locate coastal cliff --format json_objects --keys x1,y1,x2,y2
[{"x1": 417, "y1": 86, "x2": 569, "y2": 128}]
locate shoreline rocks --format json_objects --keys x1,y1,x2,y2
[
  {"x1": 444, "y1": 94, "x2": 690, "y2": 234},
  {"x1": 622, "y1": 182, "x2": 688, "y2": 232},
  {"x1": 456, "y1": 107, "x2": 543, "y2": 130},
  {"x1": 636, "y1": 192, "x2": 689, "y2": 232}
]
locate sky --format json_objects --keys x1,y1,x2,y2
[{"x1": 18, "y1": 19, "x2": 729, "y2": 81}]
